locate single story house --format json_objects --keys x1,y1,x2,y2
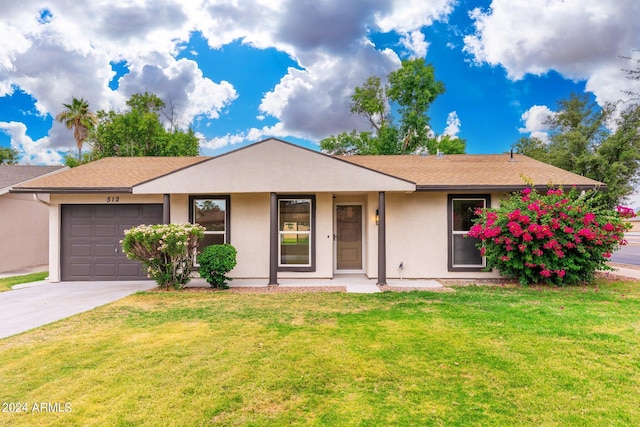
[
  {"x1": 12, "y1": 138, "x2": 603, "y2": 284},
  {"x1": 0, "y1": 164, "x2": 66, "y2": 273}
]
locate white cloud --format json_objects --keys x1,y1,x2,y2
[
  {"x1": 118, "y1": 58, "x2": 237, "y2": 128},
  {"x1": 464, "y1": 0, "x2": 640, "y2": 105},
  {"x1": 259, "y1": 46, "x2": 400, "y2": 141},
  {"x1": 518, "y1": 105, "x2": 555, "y2": 142},
  {"x1": 442, "y1": 111, "x2": 461, "y2": 137},
  {"x1": 400, "y1": 31, "x2": 429, "y2": 59},
  {"x1": 0, "y1": 121, "x2": 63, "y2": 165},
  {"x1": 374, "y1": 0, "x2": 454, "y2": 33}
]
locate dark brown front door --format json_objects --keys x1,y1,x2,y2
[
  {"x1": 61, "y1": 204, "x2": 163, "y2": 281},
  {"x1": 336, "y1": 205, "x2": 363, "y2": 270}
]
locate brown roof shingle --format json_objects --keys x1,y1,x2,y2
[
  {"x1": 13, "y1": 157, "x2": 208, "y2": 192},
  {"x1": 11, "y1": 150, "x2": 604, "y2": 194},
  {"x1": 0, "y1": 165, "x2": 66, "y2": 192},
  {"x1": 339, "y1": 154, "x2": 603, "y2": 190}
]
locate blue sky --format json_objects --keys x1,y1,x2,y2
[{"x1": 1, "y1": 1, "x2": 639, "y2": 205}]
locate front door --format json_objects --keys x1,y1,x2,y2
[{"x1": 335, "y1": 204, "x2": 363, "y2": 271}]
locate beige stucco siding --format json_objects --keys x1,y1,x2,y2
[
  {"x1": 167, "y1": 192, "x2": 337, "y2": 279},
  {"x1": 0, "y1": 193, "x2": 50, "y2": 273},
  {"x1": 228, "y1": 193, "x2": 270, "y2": 278},
  {"x1": 382, "y1": 192, "x2": 502, "y2": 279},
  {"x1": 47, "y1": 190, "x2": 509, "y2": 282},
  {"x1": 133, "y1": 139, "x2": 415, "y2": 194}
]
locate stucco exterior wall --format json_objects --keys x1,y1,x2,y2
[
  {"x1": 0, "y1": 193, "x2": 50, "y2": 273},
  {"x1": 46, "y1": 190, "x2": 508, "y2": 282},
  {"x1": 381, "y1": 192, "x2": 503, "y2": 279},
  {"x1": 166, "y1": 192, "x2": 337, "y2": 279}
]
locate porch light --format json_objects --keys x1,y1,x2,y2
[{"x1": 376, "y1": 209, "x2": 379, "y2": 226}]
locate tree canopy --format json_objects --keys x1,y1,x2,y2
[
  {"x1": 0, "y1": 147, "x2": 18, "y2": 165},
  {"x1": 320, "y1": 58, "x2": 464, "y2": 155},
  {"x1": 71, "y1": 92, "x2": 199, "y2": 165},
  {"x1": 56, "y1": 97, "x2": 97, "y2": 160},
  {"x1": 514, "y1": 92, "x2": 640, "y2": 208}
]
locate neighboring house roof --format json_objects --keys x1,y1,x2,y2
[
  {"x1": 11, "y1": 139, "x2": 604, "y2": 194},
  {"x1": 0, "y1": 165, "x2": 67, "y2": 195},
  {"x1": 340, "y1": 154, "x2": 604, "y2": 191},
  {"x1": 13, "y1": 157, "x2": 208, "y2": 193}
]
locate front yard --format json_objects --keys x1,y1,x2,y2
[{"x1": 1, "y1": 279, "x2": 639, "y2": 426}]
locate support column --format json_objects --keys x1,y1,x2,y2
[
  {"x1": 377, "y1": 191, "x2": 387, "y2": 285},
  {"x1": 162, "y1": 194, "x2": 170, "y2": 224},
  {"x1": 269, "y1": 192, "x2": 279, "y2": 285}
]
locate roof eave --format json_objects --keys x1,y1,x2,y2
[
  {"x1": 10, "y1": 187, "x2": 134, "y2": 194},
  {"x1": 416, "y1": 184, "x2": 606, "y2": 192}
]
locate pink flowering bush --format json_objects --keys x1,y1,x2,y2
[{"x1": 468, "y1": 187, "x2": 634, "y2": 285}]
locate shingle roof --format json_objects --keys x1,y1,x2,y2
[
  {"x1": 11, "y1": 150, "x2": 604, "y2": 194},
  {"x1": 13, "y1": 157, "x2": 208, "y2": 193},
  {"x1": 339, "y1": 154, "x2": 603, "y2": 190},
  {"x1": 0, "y1": 165, "x2": 67, "y2": 193}
]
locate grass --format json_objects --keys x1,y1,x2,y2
[
  {"x1": 0, "y1": 272, "x2": 48, "y2": 292},
  {"x1": 1, "y1": 280, "x2": 640, "y2": 426}
]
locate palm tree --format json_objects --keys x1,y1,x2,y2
[{"x1": 56, "y1": 97, "x2": 97, "y2": 160}]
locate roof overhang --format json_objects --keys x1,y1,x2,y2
[
  {"x1": 10, "y1": 187, "x2": 133, "y2": 194},
  {"x1": 416, "y1": 184, "x2": 607, "y2": 192}
]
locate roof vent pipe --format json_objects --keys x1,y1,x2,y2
[{"x1": 510, "y1": 148, "x2": 514, "y2": 161}]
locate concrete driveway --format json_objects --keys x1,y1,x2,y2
[{"x1": 0, "y1": 280, "x2": 157, "y2": 339}]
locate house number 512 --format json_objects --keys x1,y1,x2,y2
[{"x1": 106, "y1": 196, "x2": 120, "y2": 203}]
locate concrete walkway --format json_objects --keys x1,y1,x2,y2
[
  {"x1": 189, "y1": 274, "x2": 446, "y2": 294},
  {"x1": 603, "y1": 265, "x2": 640, "y2": 280},
  {"x1": 0, "y1": 280, "x2": 156, "y2": 339}
]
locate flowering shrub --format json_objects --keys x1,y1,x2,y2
[
  {"x1": 122, "y1": 223, "x2": 205, "y2": 289},
  {"x1": 468, "y1": 187, "x2": 634, "y2": 285}
]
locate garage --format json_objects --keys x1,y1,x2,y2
[{"x1": 61, "y1": 204, "x2": 163, "y2": 281}]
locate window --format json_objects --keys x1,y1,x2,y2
[
  {"x1": 190, "y1": 196, "x2": 230, "y2": 256},
  {"x1": 278, "y1": 196, "x2": 315, "y2": 270},
  {"x1": 448, "y1": 195, "x2": 490, "y2": 271}
]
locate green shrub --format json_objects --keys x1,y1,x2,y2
[
  {"x1": 122, "y1": 223, "x2": 204, "y2": 290},
  {"x1": 468, "y1": 186, "x2": 634, "y2": 285},
  {"x1": 197, "y1": 244, "x2": 237, "y2": 289}
]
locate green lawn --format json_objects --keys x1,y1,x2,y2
[
  {"x1": 0, "y1": 272, "x2": 48, "y2": 292},
  {"x1": 1, "y1": 280, "x2": 639, "y2": 426}
]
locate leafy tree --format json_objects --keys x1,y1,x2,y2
[
  {"x1": 388, "y1": 58, "x2": 445, "y2": 153},
  {"x1": 62, "y1": 152, "x2": 93, "y2": 168},
  {"x1": 514, "y1": 93, "x2": 640, "y2": 208},
  {"x1": 320, "y1": 59, "x2": 464, "y2": 155},
  {"x1": 55, "y1": 97, "x2": 97, "y2": 160},
  {"x1": 0, "y1": 147, "x2": 18, "y2": 165},
  {"x1": 89, "y1": 92, "x2": 199, "y2": 159}
]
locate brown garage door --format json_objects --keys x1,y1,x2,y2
[{"x1": 61, "y1": 204, "x2": 163, "y2": 281}]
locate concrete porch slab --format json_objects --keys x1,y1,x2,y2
[{"x1": 386, "y1": 279, "x2": 443, "y2": 289}]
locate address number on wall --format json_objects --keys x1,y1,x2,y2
[{"x1": 106, "y1": 196, "x2": 120, "y2": 203}]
